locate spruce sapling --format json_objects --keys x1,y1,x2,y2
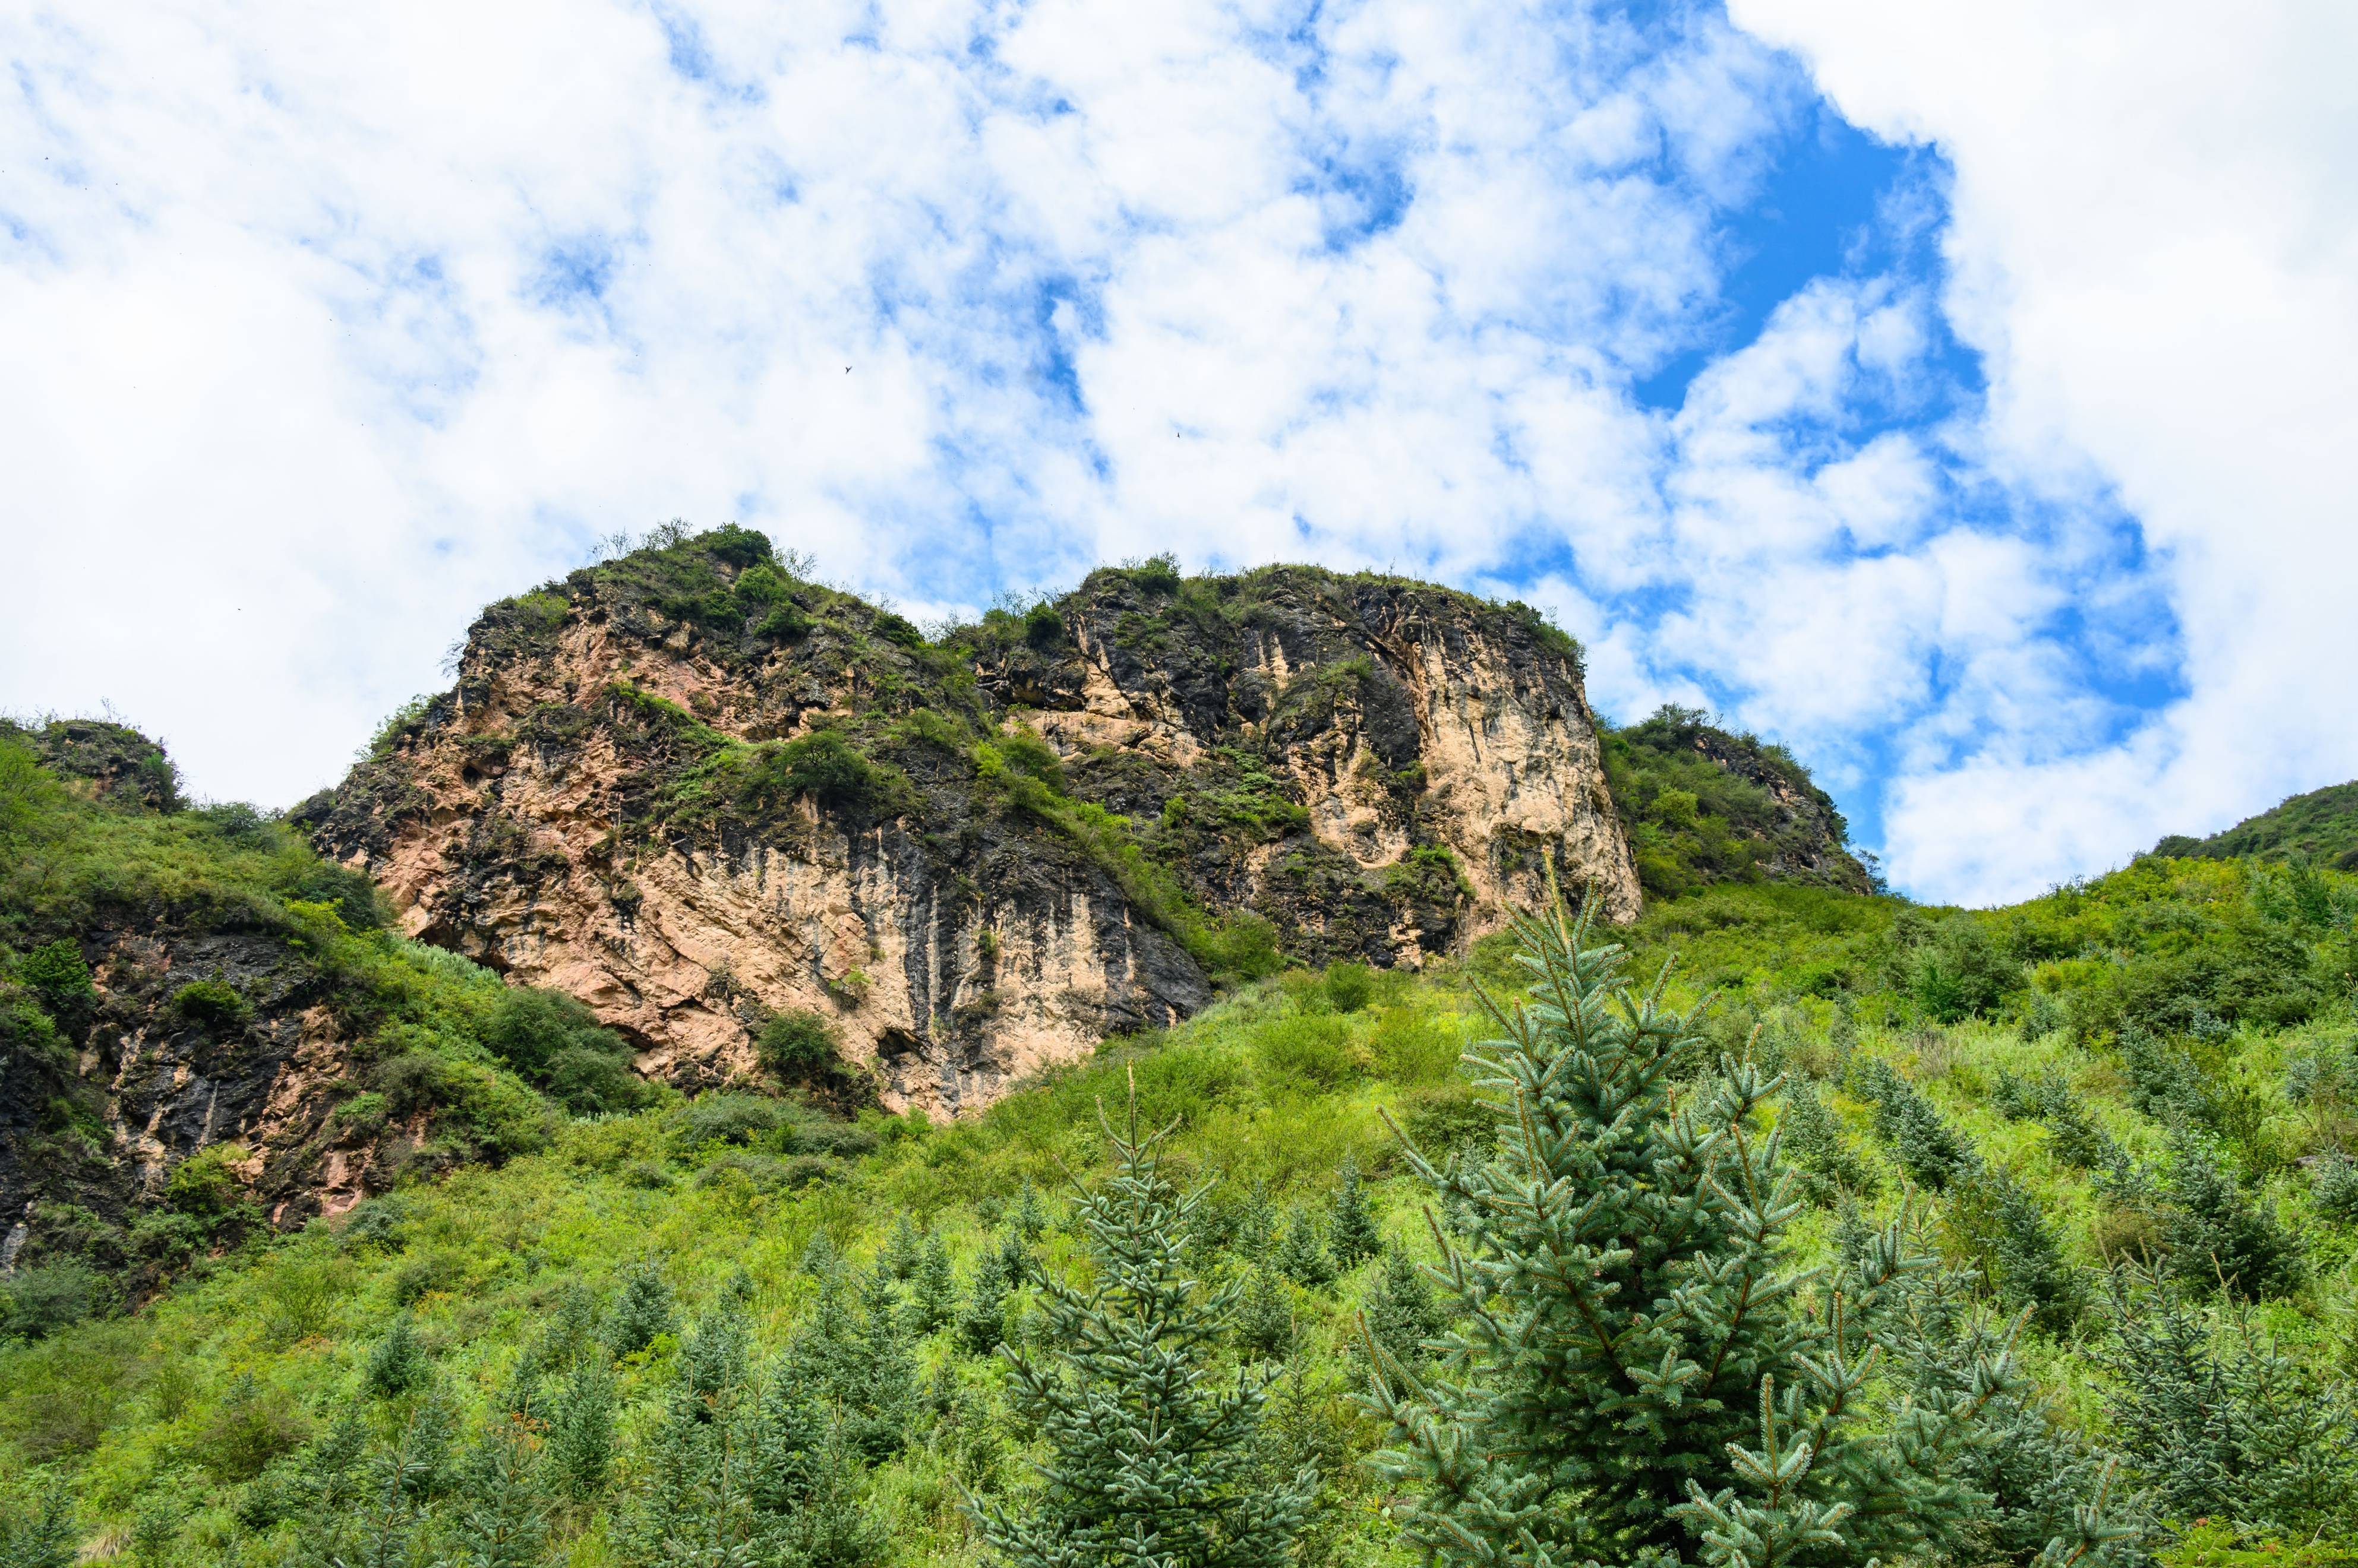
[
  {"x1": 905, "y1": 1231, "x2": 957, "y2": 1335},
  {"x1": 543, "y1": 1355, "x2": 618, "y2": 1501},
  {"x1": 440, "y1": 1415, "x2": 549, "y2": 1568},
  {"x1": 1273, "y1": 1205, "x2": 1333, "y2": 1289},
  {"x1": 1364, "y1": 891, "x2": 2080, "y2": 1568},
  {"x1": 1327, "y1": 1154, "x2": 1381, "y2": 1270},
  {"x1": 957, "y1": 1237, "x2": 1014, "y2": 1355},
  {"x1": 363, "y1": 1311, "x2": 431, "y2": 1398},
  {"x1": 1235, "y1": 1266, "x2": 1295, "y2": 1364},
  {"x1": 1355, "y1": 1247, "x2": 1444, "y2": 1376},
  {"x1": 966, "y1": 1074, "x2": 1317, "y2": 1568},
  {"x1": 602, "y1": 1259, "x2": 677, "y2": 1358}
]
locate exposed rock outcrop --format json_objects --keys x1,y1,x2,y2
[{"x1": 299, "y1": 532, "x2": 1639, "y2": 1118}]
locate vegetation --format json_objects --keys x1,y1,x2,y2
[
  {"x1": 6, "y1": 834, "x2": 2357, "y2": 1564},
  {"x1": 1602, "y1": 705, "x2": 1874, "y2": 900},
  {"x1": 2156, "y1": 781, "x2": 2358, "y2": 872}
]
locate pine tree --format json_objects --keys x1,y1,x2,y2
[
  {"x1": 544, "y1": 1354, "x2": 618, "y2": 1501},
  {"x1": 1327, "y1": 1155, "x2": 1380, "y2": 1270},
  {"x1": 785, "y1": 1262, "x2": 912, "y2": 1461},
  {"x1": 364, "y1": 1311, "x2": 431, "y2": 1398},
  {"x1": 958, "y1": 1236, "x2": 1014, "y2": 1355},
  {"x1": 0, "y1": 1484, "x2": 73, "y2": 1568},
  {"x1": 905, "y1": 1231, "x2": 957, "y2": 1335},
  {"x1": 1355, "y1": 1248, "x2": 1443, "y2": 1376},
  {"x1": 1231, "y1": 1180, "x2": 1276, "y2": 1261},
  {"x1": 440, "y1": 1414, "x2": 549, "y2": 1568},
  {"x1": 686, "y1": 1298, "x2": 754, "y2": 1404},
  {"x1": 1012, "y1": 1181, "x2": 1049, "y2": 1244},
  {"x1": 1774, "y1": 1082, "x2": 1877, "y2": 1202},
  {"x1": 967, "y1": 1080, "x2": 1317, "y2": 1568},
  {"x1": 882, "y1": 1214, "x2": 926, "y2": 1280},
  {"x1": 2098, "y1": 1263, "x2": 2358, "y2": 1538},
  {"x1": 1234, "y1": 1266, "x2": 1295, "y2": 1364},
  {"x1": 2161, "y1": 1130, "x2": 2303, "y2": 1298},
  {"x1": 1273, "y1": 1205, "x2": 1333, "y2": 1289},
  {"x1": 604, "y1": 1259, "x2": 677, "y2": 1359},
  {"x1": 1363, "y1": 894, "x2": 2075, "y2": 1568}
]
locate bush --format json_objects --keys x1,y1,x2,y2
[
  {"x1": 757, "y1": 1010, "x2": 843, "y2": 1083},
  {"x1": 741, "y1": 730, "x2": 883, "y2": 813},
  {"x1": 16, "y1": 940, "x2": 91, "y2": 1025},
  {"x1": 1024, "y1": 601, "x2": 1066, "y2": 649},
  {"x1": 1324, "y1": 963, "x2": 1376, "y2": 1014},
  {"x1": 192, "y1": 1374, "x2": 308, "y2": 1481},
  {"x1": 674, "y1": 1093, "x2": 784, "y2": 1150},
  {"x1": 169, "y1": 979, "x2": 252, "y2": 1033},
  {"x1": 0, "y1": 1259, "x2": 106, "y2": 1341},
  {"x1": 1254, "y1": 1015, "x2": 1359, "y2": 1092}
]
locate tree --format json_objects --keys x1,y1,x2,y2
[
  {"x1": 1235, "y1": 1266, "x2": 1295, "y2": 1364},
  {"x1": 1363, "y1": 894, "x2": 2107, "y2": 1568},
  {"x1": 958, "y1": 1235, "x2": 1015, "y2": 1355},
  {"x1": 1327, "y1": 1155, "x2": 1381, "y2": 1270},
  {"x1": 440, "y1": 1415, "x2": 548, "y2": 1568},
  {"x1": 905, "y1": 1231, "x2": 957, "y2": 1335},
  {"x1": 1356, "y1": 1248, "x2": 1444, "y2": 1377},
  {"x1": 602, "y1": 1260, "x2": 676, "y2": 1359},
  {"x1": 364, "y1": 1312, "x2": 431, "y2": 1399},
  {"x1": 544, "y1": 1355, "x2": 618, "y2": 1501},
  {"x1": 1272, "y1": 1206, "x2": 1332, "y2": 1289},
  {"x1": 967, "y1": 1080, "x2": 1317, "y2": 1568}
]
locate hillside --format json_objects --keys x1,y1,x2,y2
[
  {"x1": 296, "y1": 529, "x2": 1638, "y2": 1118},
  {"x1": 2157, "y1": 779, "x2": 2358, "y2": 871},
  {"x1": 7, "y1": 858, "x2": 2358, "y2": 1563},
  {"x1": 1602, "y1": 703, "x2": 1874, "y2": 898},
  {"x1": 11, "y1": 535, "x2": 2358, "y2": 1567},
  {"x1": 0, "y1": 718, "x2": 667, "y2": 1307}
]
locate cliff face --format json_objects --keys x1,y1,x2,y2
[
  {"x1": 299, "y1": 533, "x2": 1638, "y2": 1118},
  {"x1": 1, "y1": 722, "x2": 521, "y2": 1294}
]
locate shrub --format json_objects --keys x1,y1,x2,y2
[
  {"x1": 1023, "y1": 601, "x2": 1066, "y2": 649},
  {"x1": 757, "y1": 1010, "x2": 843, "y2": 1084},
  {"x1": 743, "y1": 729, "x2": 883, "y2": 813},
  {"x1": 193, "y1": 1374, "x2": 309, "y2": 1481},
  {"x1": 482, "y1": 988, "x2": 616, "y2": 1080},
  {"x1": 169, "y1": 979, "x2": 252, "y2": 1033},
  {"x1": 0, "y1": 1259, "x2": 106, "y2": 1341},
  {"x1": 674, "y1": 1093, "x2": 784, "y2": 1150},
  {"x1": 872, "y1": 611, "x2": 924, "y2": 647},
  {"x1": 1254, "y1": 1015, "x2": 1359, "y2": 1092},
  {"x1": 165, "y1": 1143, "x2": 251, "y2": 1218},
  {"x1": 1324, "y1": 963, "x2": 1376, "y2": 1014},
  {"x1": 17, "y1": 940, "x2": 92, "y2": 1025}
]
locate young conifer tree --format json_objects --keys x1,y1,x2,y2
[
  {"x1": 968, "y1": 1076, "x2": 1318, "y2": 1568},
  {"x1": 1363, "y1": 893, "x2": 2115, "y2": 1568},
  {"x1": 1328, "y1": 1154, "x2": 1381, "y2": 1270}
]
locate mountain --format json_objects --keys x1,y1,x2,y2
[
  {"x1": 2156, "y1": 779, "x2": 2358, "y2": 870},
  {"x1": 295, "y1": 527, "x2": 1640, "y2": 1118}
]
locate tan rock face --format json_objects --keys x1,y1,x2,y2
[{"x1": 300, "y1": 539, "x2": 1636, "y2": 1118}]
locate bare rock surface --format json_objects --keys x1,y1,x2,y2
[{"x1": 298, "y1": 533, "x2": 1639, "y2": 1118}]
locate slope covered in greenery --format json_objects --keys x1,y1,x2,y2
[
  {"x1": 8, "y1": 846, "x2": 2358, "y2": 1566},
  {"x1": 1602, "y1": 704, "x2": 1874, "y2": 899},
  {"x1": 0, "y1": 721, "x2": 688, "y2": 1331},
  {"x1": 2157, "y1": 780, "x2": 2358, "y2": 871}
]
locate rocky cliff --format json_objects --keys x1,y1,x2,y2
[{"x1": 298, "y1": 530, "x2": 1639, "y2": 1118}]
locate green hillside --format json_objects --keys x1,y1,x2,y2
[
  {"x1": 2157, "y1": 780, "x2": 2358, "y2": 871},
  {"x1": 8, "y1": 826, "x2": 2358, "y2": 1563}
]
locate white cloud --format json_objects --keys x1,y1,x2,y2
[
  {"x1": 1, "y1": 0, "x2": 2278, "y2": 915},
  {"x1": 1732, "y1": 0, "x2": 2358, "y2": 900}
]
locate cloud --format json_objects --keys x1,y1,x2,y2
[
  {"x1": 1, "y1": 0, "x2": 2283, "y2": 913},
  {"x1": 1730, "y1": 0, "x2": 2358, "y2": 900}
]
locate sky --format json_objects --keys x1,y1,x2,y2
[{"x1": 2, "y1": 1, "x2": 2351, "y2": 906}]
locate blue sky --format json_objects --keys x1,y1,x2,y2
[{"x1": 3, "y1": 0, "x2": 2352, "y2": 904}]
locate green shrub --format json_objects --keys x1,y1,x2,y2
[
  {"x1": 165, "y1": 1143, "x2": 251, "y2": 1218},
  {"x1": 1254, "y1": 1015, "x2": 1359, "y2": 1092},
  {"x1": 169, "y1": 979, "x2": 252, "y2": 1033},
  {"x1": 674, "y1": 1093, "x2": 784, "y2": 1150},
  {"x1": 0, "y1": 1259, "x2": 106, "y2": 1342},
  {"x1": 757, "y1": 1010, "x2": 843, "y2": 1084},
  {"x1": 1024, "y1": 601, "x2": 1066, "y2": 649},
  {"x1": 1324, "y1": 963, "x2": 1376, "y2": 1014},
  {"x1": 16, "y1": 940, "x2": 91, "y2": 1020},
  {"x1": 191, "y1": 1374, "x2": 308, "y2": 1481},
  {"x1": 872, "y1": 611, "x2": 925, "y2": 647}
]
